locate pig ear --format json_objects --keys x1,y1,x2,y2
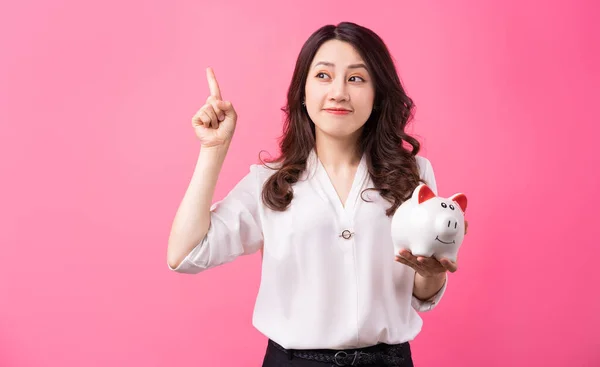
[
  {"x1": 416, "y1": 184, "x2": 436, "y2": 204},
  {"x1": 450, "y1": 193, "x2": 467, "y2": 212}
]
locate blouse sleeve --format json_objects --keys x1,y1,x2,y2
[
  {"x1": 411, "y1": 157, "x2": 447, "y2": 312},
  {"x1": 168, "y1": 164, "x2": 264, "y2": 274}
]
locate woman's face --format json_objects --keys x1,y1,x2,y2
[{"x1": 304, "y1": 40, "x2": 375, "y2": 140}]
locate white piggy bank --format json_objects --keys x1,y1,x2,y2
[{"x1": 391, "y1": 184, "x2": 468, "y2": 263}]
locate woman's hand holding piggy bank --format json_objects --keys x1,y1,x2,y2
[{"x1": 392, "y1": 184, "x2": 468, "y2": 277}]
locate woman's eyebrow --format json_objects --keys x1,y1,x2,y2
[{"x1": 313, "y1": 61, "x2": 368, "y2": 70}]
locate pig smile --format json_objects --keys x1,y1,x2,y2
[{"x1": 435, "y1": 236, "x2": 455, "y2": 245}]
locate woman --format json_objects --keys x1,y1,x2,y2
[{"x1": 167, "y1": 22, "x2": 465, "y2": 367}]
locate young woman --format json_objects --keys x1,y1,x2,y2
[{"x1": 167, "y1": 21, "x2": 466, "y2": 367}]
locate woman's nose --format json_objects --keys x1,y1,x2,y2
[{"x1": 328, "y1": 79, "x2": 349, "y2": 101}]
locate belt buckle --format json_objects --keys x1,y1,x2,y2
[
  {"x1": 334, "y1": 351, "x2": 349, "y2": 366},
  {"x1": 334, "y1": 351, "x2": 369, "y2": 366}
]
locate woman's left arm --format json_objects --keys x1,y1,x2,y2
[
  {"x1": 396, "y1": 250, "x2": 456, "y2": 300},
  {"x1": 413, "y1": 272, "x2": 447, "y2": 301},
  {"x1": 395, "y1": 220, "x2": 468, "y2": 301}
]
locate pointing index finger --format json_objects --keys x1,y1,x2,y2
[{"x1": 206, "y1": 67, "x2": 222, "y2": 100}]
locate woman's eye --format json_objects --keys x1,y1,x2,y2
[
  {"x1": 316, "y1": 72, "x2": 330, "y2": 79},
  {"x1": 349, "y1": 76, "x2": 365, "y2": 82}
]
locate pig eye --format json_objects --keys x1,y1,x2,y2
[
  {"x1": 449, "y1": 204, "x2": 455, "y2": 210},
  {"x1": 441, "y1": 203, "x2": 447, "y2": 208}
]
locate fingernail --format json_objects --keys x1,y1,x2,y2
[{"x1": 219, "y1": 114, "x2": 225, "y2": 121}]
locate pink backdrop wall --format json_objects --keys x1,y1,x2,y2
[{"x1": 1, "y1": 0, "x2": 598, "y2": 366}]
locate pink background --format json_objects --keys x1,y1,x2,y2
[{"x1": 1, "y1": 0, "x2": 598, "y2": 366}]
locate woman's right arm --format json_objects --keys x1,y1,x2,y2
[
  {"x1": 167, "y1": 143, "x2": 230, "y2": 269},
  {"x1": 167, "y1": 67, "x2": 238, "y2": 269}
]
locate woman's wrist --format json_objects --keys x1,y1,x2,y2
[{"x1": 413, "y1": 271, "x2": 446, "y2": 301}]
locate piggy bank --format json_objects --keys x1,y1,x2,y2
[{"x1": 391, "y1": 184, "x2": 468, "y2": 263}]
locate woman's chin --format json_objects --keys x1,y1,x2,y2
[{"x1": 314, "y1": 125, "x2": 364, "y2": 140}]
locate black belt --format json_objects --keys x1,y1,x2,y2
[{"x1": 268, "y1": 339, "x2": 409, "y2": 366}]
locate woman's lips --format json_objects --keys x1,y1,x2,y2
[{"x1": 324, "y1": 108, "x2": 352, "y2": 115}]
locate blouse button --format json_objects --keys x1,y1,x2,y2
[{"x1": 340, "y1": 230, "x2": 354, "y2": 240}]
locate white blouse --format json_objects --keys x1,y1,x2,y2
[{"x1": 169, "y1": 149, "x2": 447, "y2": 350}]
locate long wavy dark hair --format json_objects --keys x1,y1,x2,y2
[{"x1": 261, "y1": 22, "x2": 424, "y2": 216}]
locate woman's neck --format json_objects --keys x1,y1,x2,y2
[{"x1": 314, "y1": 130, "x2": 362, "y2": 169}]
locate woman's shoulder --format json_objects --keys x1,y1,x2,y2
[
  {"x1": 414, "y1": 155, "x2": 435, "y2": 178},
  {"x1": 248, "y1": 161, "x2": 281, "y2": 182},
  {"x1": 415, "y1": 155, "x2": 433, "y2": 169},
  {"x1": 414, "y1": 155, "x2": 437, "y2": 193}
]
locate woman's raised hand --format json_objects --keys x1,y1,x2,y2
[{"x1": 191, "y1": 67, "x2": 238, "y2": 147}]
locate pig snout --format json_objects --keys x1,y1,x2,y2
[{"x1": 435, "y1": 214, "x2": 460, "y2": 237}]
